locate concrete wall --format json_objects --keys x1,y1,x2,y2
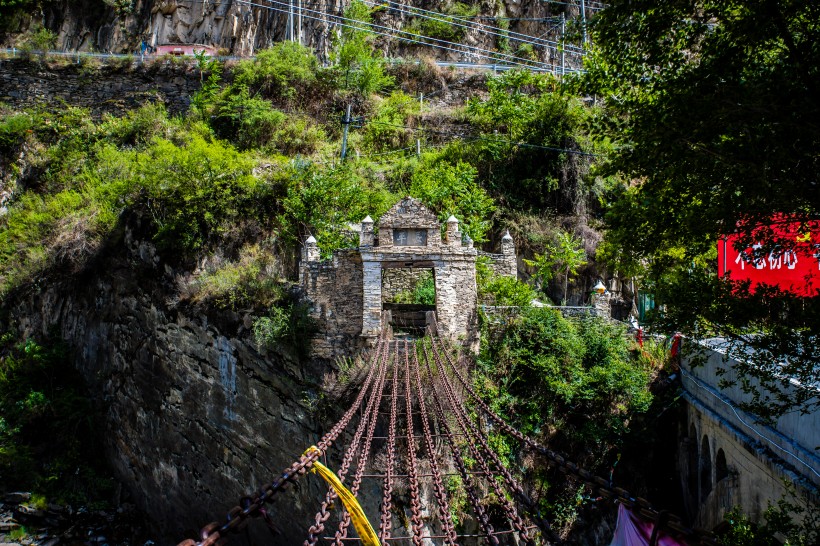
[{"x1": 679, "y1": 340, "x2": 820, "y2": 529}]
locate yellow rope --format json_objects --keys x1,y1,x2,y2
[{"x1": 304, "y1": 446, "x2": 381, "y2": 546}]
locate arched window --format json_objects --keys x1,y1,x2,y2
[
  {"x1": 688, "y1": 424, "x2": 698, "y2": 498},
  {"x1": 700, "y1": 435, "x2": 713, "y2": 501},
  {"x1": 716, "y1": 448, "x2": 729, "y2": 483}
]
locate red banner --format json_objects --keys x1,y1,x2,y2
[{"x1": 718, "y1": 221, "x2": 820, "y2": 297}]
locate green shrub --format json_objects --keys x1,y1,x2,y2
[
  {"x1": 0, "y1": 335, "x2": 115, "y2": 505},
  {"x1": 125, "y1": 134, "x2": 266, "y2": 252},
  {"x1": 253, "y1": 302, "x2": 315, "y2": 357},
  {"x1": 409, "y1": 158, "x2": 495, "y2": 242},
  {"x1": 411, "y1": 273, "x2": 436, "y2": 305},
  {"x1": 407, "y1": 2, "x2": 480, "y2": 42},
  {"x1": 213, "y1": 91, "x2": 288, "y2": 149},
  {"x1": 331, "y1": 0, "x2": 394, "y2": 95},
  {"x1": 26, "y1": 27, "x2": 56, "y2": 55},
  {"x1": 478, "y1": 307, "x2": 652, "y2": 447},
  {"x1": 362, "y1": 91, "x2": 420, "y2": 151},
  {"x1": 233, "y1": 42, "x2": 319, "y2": 100},
  {"x1": 182, "y1": 243, "x2": 285, "y2": 309},
  {"x1": 0, "y1": 111, "x2": 35, "y2": 152},
  {"x1": 479, "y1": 275, "x2": 537, "y2": 306}
]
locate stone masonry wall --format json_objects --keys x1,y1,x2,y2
[
  {"x1": 0, "y1": 58, "x2": 200, "y2": 117},
  {"x1": 381, "y1": 268, "x2": 433, "y2": 303},
  {"x1": 478, "y1": 250, "x2": 517, "y2": 279},
  {"x1": 5, "y1": 233, "x2": 328, "y2": 544},
  {"x1": 300, "y1": 249, "x2": 366, "y2": 360}
]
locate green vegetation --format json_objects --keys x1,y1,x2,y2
[
  {"x1": 720, "y1": 485, "x2": 819, "y2": 546},
  {"x1": 409, "y1": 159, "x2": 495, "y2": 242},
  {"x1": 0, "y1": 334, "x2": 114, "y2": 505},
  {"x1": 585, "y1": 0, "x2": 820, "y2": 418},
  {"x1": 407, "y1": 2, "x2": 480, "y2": 42},
  {"x1": 331, "y1": 0, "x2": 394, "y2": 95},
  {"x1": 476, "y1": 256, "x2": 537, "y2": 306},
  {"x1": 474, "y1": 307, "x2": 653, "y2": 527},
  {"x1": 253, "y1": 301, "x2": 315, "y2": 358},
  {"x1": 524, "y1": 230, "x2": 587, "y2": 304},
  {"x1": 390, "y1": 270, "x2": 436, "y2": 305}
]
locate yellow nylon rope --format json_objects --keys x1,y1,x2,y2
[{"x1": 304, "y1": 446, "x2": 381, "y2": 546}]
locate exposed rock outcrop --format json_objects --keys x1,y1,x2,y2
[
  {"x1": 2, "y1": 228, "x2": 330, "y2": 543},
  {"x1": 4, "y1": 0, "x2": 580, "y2": 66}
]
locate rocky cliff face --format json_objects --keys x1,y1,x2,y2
[
  {"x1": 6, "y1": 0, "x2": 577, "y2": 64},
  {"x1": 3, "y1": 227, "x2": 331, "y2": 543}
]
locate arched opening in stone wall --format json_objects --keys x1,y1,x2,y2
[
  {"x1": 700, "y1": 435, "x2": 713, "y2": 501},
  {"x1": 381, "y1": 262, "x2": 436, "y2": 336},
  {"x1": 688, "y1": 423, "x2": 698, "y2": 500},
  {"x1": 716, "y1": 448, "x2": 729, "y2": 483}
]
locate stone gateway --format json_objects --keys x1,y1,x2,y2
[{"x1": 299, "y1": 197, "x2": 517, "y2": 358}]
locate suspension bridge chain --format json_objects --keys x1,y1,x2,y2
[{"x1": 179, "y1": 327, "x2": 719, "y2": 546}]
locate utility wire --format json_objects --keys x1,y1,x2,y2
[
  {"x1": 353, "y1": 119, "x2": 599, "y2": 157},
  {"x1": 237, "y1": 0, "x2": 549, "y2": 70},
  {"x1": 364, "y1": 0, "x2": 586, "y2": 54}
]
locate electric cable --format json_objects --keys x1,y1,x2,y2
[
  {"x1": 237, "y1": 0, "x2": 549, "y2": 70},
  {"x1": 363, "y1": 0, "x2": 586, "y2": 55},
  {"x1": 353, "y1": 119, "x2": 600, "y2": 157}
]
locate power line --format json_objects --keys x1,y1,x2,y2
[
  {"x1": 353, "y1": 119, "x2": 600, "y2": 157},
  {"x1": 363, "y1": 0, "x2": 586, "y2": 54},
  {"x1": 237, "y1": 0, "x2": 549, "y2": 70}
]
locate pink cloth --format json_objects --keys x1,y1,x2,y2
[{"x1": 609, "y1": 503, "x2": 688, "y2": 546}]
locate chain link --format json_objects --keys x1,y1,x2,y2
[
  {"x1": 333, "y1": 340, "x2": 392, "y2": 545},
  {"x1": 420, "y1": 342, "x2": 500, "y2": 546},
  {"x1": 403, "y1": 340, "x2": 425, "y2": 546},
  {"x1": 305, "y1": 339, "x2": 389, "y2": 546},
  {"x1": 379, "y1": 352, "x2": 399, "y2": 541},
  {"x1": 411, "y1": 341, "x2": 460, "y2": 546},
  {"x1": 428, "y1": 339, "x2": 535, "y2": 546},
  {"x1": 431, "y1": 337, "x2": 561, "y2": 542},
  {"x1": 434, "y1": 329, "x2": 719, "y2": 546}
]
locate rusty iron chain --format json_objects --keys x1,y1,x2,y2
[
  {"x1": 411, "y1": 341, "x2": 460, "y2": 546},
  {"x1": 420, "y1": 342, "x2": 500, "y2": 546},
  {"x1": 305, "y1": 339, "x2": 390, "y2": 546},
  {"x1": 177, "y1": 337, "x2": 388, "y2": 546},
  {"x1": 379, "y1": 352, "x2": 399, "y2": 541},
  {"x1": 333, "y1": 340, "x2": 392, "y2": 545},
  {"x1": 428, "y1": 340, "x2": 536, "y2": 546},
  {"x1": 430, "y1": 337, "x2": 561, "y2": 543},
  {"x1": 432, "y1": 328, "x2": 719, "y2": 546},
  {"x1": 403, "y1": 340, "x2": 425, "y2": 546}
]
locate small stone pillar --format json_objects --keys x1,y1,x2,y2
[
  {"x1": 446, "y1": 215, "x2": 460, "y2": 246},
  {"x1": 501, "y1": 230, "x2": 517, "y2": 278},
  {"x1": 501, "y1": 230, "x2": 514, "y2": 255},
  {"x1": 304, "y1": 235, "x2": 320, "y2": 262},
  {"x1": 360, "y1": 215, "x2": 374, "y2": 247},
  {"x1": 464, "y1": 234, "x2": 474, "y2": 249}
]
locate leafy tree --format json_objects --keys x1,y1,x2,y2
[
  {"x1": 466, "y1": 70, "x2": 594, "y2": 212},
  {"x1": 478, "y1": 307, "x2": 652, "y2": 450},
  {"x1": 525, "y1": 230, "x2": 587, "y2": 304},
  {"x1": 409, "y1": 159, "x2": 495, "y2": 242},
  {"x1": 279, "y1": 164, "x2": 395, "y2": 256},
  {"x1": 585, "y1": 1, "x2": 820, "y2": 416},
  {"x1": 331, "y1": 0, "x2": 394, "y2": 94}
]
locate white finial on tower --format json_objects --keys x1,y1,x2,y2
[{"x1": 304, "y1": 235, "x2": 320, "y2": 262}]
